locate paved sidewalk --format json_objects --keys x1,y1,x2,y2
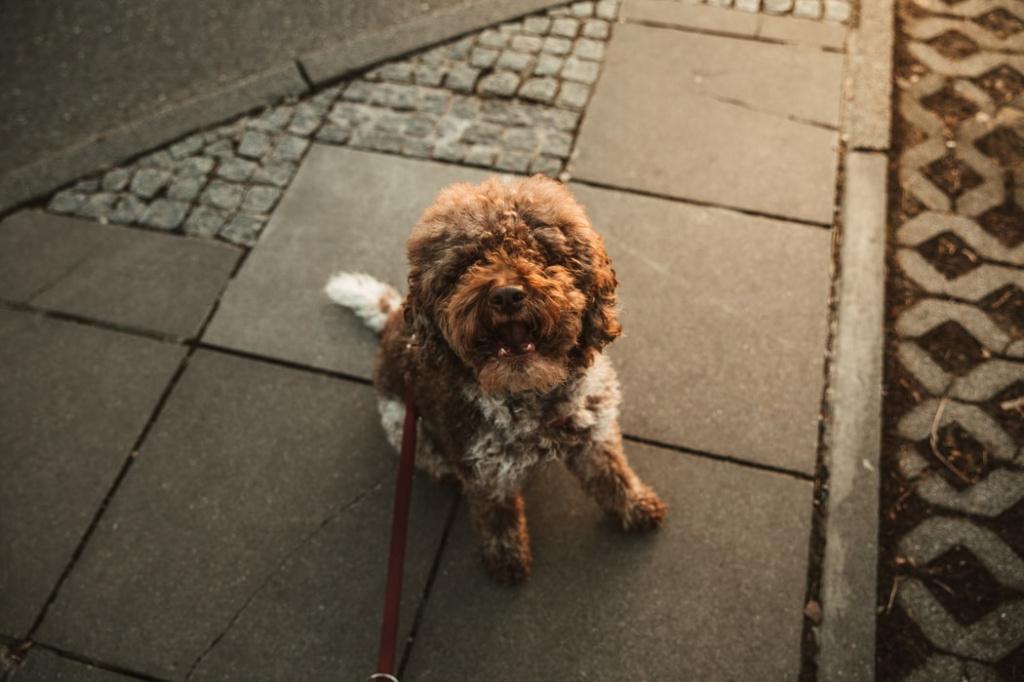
[{"x1": 1, "y1": 2, "x2": 864, "y2": 680}]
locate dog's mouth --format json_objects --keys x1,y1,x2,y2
[{"x1": 492, "y1": 321, "x2": 535, "y2": 359}]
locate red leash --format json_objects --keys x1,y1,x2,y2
[{"x1": 369, "y1": 377, "x2": 417, "y2": 682}]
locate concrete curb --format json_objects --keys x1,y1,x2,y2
[
  {"x1": 0, "y1": 63, "x2": 308, "y2": 218},
  {"x1": 0, "y1": 0, "x2": 562, "y2": 216},
  {"x1": 819, "y1": 1, "x2": 895, "y2": 679},
  {"x1": 301, "y1": 0, "x2": 561, "y2": 85}
]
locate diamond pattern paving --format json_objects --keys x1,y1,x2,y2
[{"x1": 883, "y1": 0, "x2": 1024, "y2": 675}]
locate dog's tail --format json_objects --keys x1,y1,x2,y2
[{"x1": 324, "y1": 272, "x2": 402, "y2": 334}]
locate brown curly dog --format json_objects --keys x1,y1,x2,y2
[{"x1": 326, "y1": 175, "x2": 666, "y2": 584}]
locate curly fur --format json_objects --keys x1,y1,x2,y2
[{"x1": 328, "y1": 175, "x2": 665, "y2": 584}]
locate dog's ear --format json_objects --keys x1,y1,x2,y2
[
  {"x1": 513, "y1": 175, "x2": 622, "y2": 362},
  {"x1": 577, "y1": 230, "x2": 622, "y2": 359}
]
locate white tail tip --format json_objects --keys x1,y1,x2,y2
[{"x1": 324, "y1": 272, "x2": 402, "y2": 333}]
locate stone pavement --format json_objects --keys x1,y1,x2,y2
[
  {"x1": 1, "y1": 2, "x2": 864, "y2": 680},
  {"x1": 876, "y1": 0, "x2": 1024, "y2": 680}
]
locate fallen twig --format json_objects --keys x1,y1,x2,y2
[{"x1": 928, "y1": 396, "x2": 972, "y2": 486}]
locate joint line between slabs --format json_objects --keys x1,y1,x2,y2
[
  {"x1": 28, "y1": 642, "x2": 171, "y2": 682},
  {"x1": 195, "y1": 341, "x2": 373, "y2": 386},
  {"x1": 21, "y1": 256, "x2": 245, "y2": 637},
  {"x1": 621, "y1": 433, "x2": 815, "y2": 481},
  {"x1": 24, "y1": 341, "x2": 195, "y2": 638},
  {"x1": 623, "y1": 17, "x2": 845, "y2": 53},
  {"x1": 398, "y1": 494, "x2": 462, "y2": 678},
  {"x1": 0, "y1": 299, "x2": 184, "y2": 344},
  {"x1": 568, "y1": 177, "x2": 834, "y2": 229}
]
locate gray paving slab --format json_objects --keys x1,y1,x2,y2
[
  {"x1": 188, "y1": 471, "x2": 454, "y2": 682},
  {"x1": 204, "y1": 145, "x2": 495, "y2": 375},
  {"x1": 0, "y1": 211, "x2": 241, "y2": 338},
  {"x1": 0, "y1": 211, "x2": 109, "y2": 303},
  {"x1": 0, "y1": 309, "x2": 185, "y2": 637},
  {"x1": 574, "y1": 183, "x2": 832, "y2": 474},
  {"x1": 13, "y1": 649, "x2": 135, "y2": 682},
  {"x1": 405, "y1": 442, "x2": 814, "y2": 680},
  {"x1": 36, "y1": 350, "x2": 453, "y2": 680},
  {"x1": 572, "y1": 22, "x2": 842, "y2": 224}
]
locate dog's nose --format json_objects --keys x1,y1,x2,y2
[{"x1": 489, "y1": 285, "x2": 526, "y2": 312}]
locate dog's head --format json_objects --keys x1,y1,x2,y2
[{"x1": 406, "y1": 175, "x2": 620, "y2": 395}]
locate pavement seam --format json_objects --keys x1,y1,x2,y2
[
  {"x1": 705, "y1": 93, "x2": 840, "y2": 131},
  {"x1": 0, "y1": 299, "x2": 183, "y2": 345},
  {"x1": 569, "y1": 176, "x2": 834, "y2": 228},
  {"x1": 195, "y1": 342, "x2": 374, "y2": 386},
  {"x1": 623, "y1": 17, "x2": 844, "y2": 52},
  {"x1": 21, "y1": 643, "x2": 172, "y2": 682},
  {"x1": 183, "y1": 478, "x2": 390, "y2": 680},
  {"x1": 23, "y1": 345, "x2": 195, "y2": 642},
  {"x1": 397, "y1": 495, "x2": 463, "y2": 678},
  {"x1": 621, "y1": 433, "x2": 816, "y2": 481}
]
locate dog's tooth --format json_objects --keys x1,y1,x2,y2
[
  {"x1": 498, "y1": 347, "x2": 510, "y2": 358},
  {"x1": 523, "y1": 342, "x2": 535, "y2": 353}
]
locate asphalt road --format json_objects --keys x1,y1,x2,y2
[{"x1": 0, "y1": 0, "x2": 499, "y2": 177}]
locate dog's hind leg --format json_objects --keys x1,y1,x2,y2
[
  {"x1": 564, "y1": 425, "x2": 667, "y2": 532},
  {"x1": 465, "y1": 486, "x2": 532, "y2": 584}
]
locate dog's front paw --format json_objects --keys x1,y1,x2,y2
[
  {"x1": 621, "y1": 487, "x2": 667, "y2": 532},
  {"x1": 482, "y1": 545, "x2": 532, "y2": 585}
]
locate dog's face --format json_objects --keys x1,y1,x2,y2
[{"x1": 406, "y1": 176, "x2": 620, "y2": 395}]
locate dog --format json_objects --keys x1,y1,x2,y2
[{"x1": 325, "y1": 175, "x2": 666, "y2": 584}]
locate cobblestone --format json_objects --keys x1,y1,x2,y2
[
  {"x1": 240, "y1": 186, "x2": 282, "y2": 215},
  {"x1": 523, "y1": 16, "x2": 552, "y2": 35},
  {"x1": 543, "y1": 36, "x2": 573, "y2": 56},
  {"x1": 519, "y1": 77, "x2": 559, "y2": 103},
  {"x1": 130, "y1": 168, "x2": 171, "y2": 199},
  {"x1": 216, "y1": 157, "x2": 258, "y2": 182},
  {"x1": 79, "y1": 193, "x2": 117, "y2": 221},
  {"x1": 201, "y1": 180, "x2": 245, "y2": 212},
  {"x1": 552, "y1": 18, "x2": 580, "y2": 39},
  {"x1": 574, "y1": 38, "x2": 605, "y2": 61},
  {"x1": 220, "y1": 214, "x2": 265, "y2": 247},
  {"x1": 562, "y1": 57, "x2": 600, "y2": 84},
  {"x1": 40, "y1": 2, "x2": 619, "y2": 246},
  {"x1": 140, "y1": 199, "x2": 190, "y2": 230},
  {"x1": 109, "y1": 194, "x2": 146, "y2": 224},
  {"x1": 793, "y1": 0, "x2": 822, "y2": 19},
  {"x1": 101, "y1": 168, "x2": 131, "y2": 192},
  {"x1": 166, "y1": 176, "x2": 204, "y2": 202},
  {"x1": 237, "y1": 130, "x2": 272, "y2": 159},
  {"x1": 445, "y1": 64, "x2": 481, "y2": 93},
  {"x1": 511, "y1": 35, "x2": 543, "y2": 53},
  {"x1": 48, "y1": 190, "x2": 85, "y2": 214},
  {"x1": 479, "y1": 71, "x2": 522, "y2": 97},
  {"x1": 582, "y1": 19, "x2": 610, "y2": 39},
  {"x1": 557, "y1": 81, "x2": 591, "y2": 109},
  {"x1": 183, "y1": 206, "x2": 227, "y2": 238}
]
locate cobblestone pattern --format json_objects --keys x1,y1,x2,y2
[
  {"x1": 45, "y1": 1, "x2": 620, "y2": 247},
  {"x1": 700, "y1": 0, "x2": 852, "y2": 22},
  {"x1": 887, "y1": 0, "x2": 1024, "y2": 679}
]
